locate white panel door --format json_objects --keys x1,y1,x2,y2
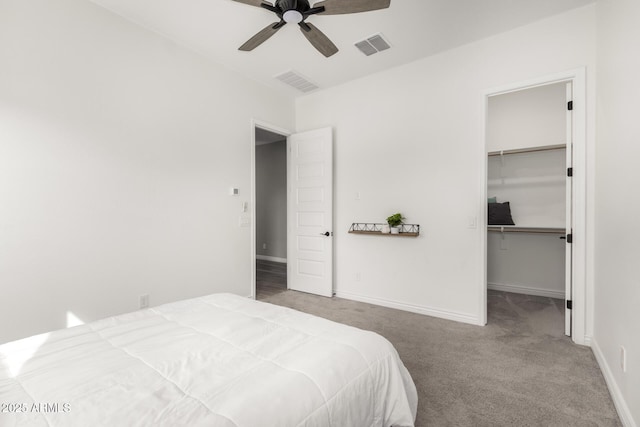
[
  {"x1": 565, "y1": 82, "x2": 573, "y2": 336},
  {"x1": 287, "y1": 127, "x2": 333, "y2": 297}
]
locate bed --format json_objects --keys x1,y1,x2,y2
[{"x1": 0, "y1": 293, "x2": 417, "y2": 426}]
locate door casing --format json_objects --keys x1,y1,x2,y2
[{"x1": 480, "y1": 68, "x2": 589, "y2": 345}]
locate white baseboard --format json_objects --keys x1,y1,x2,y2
[
  {"x1": 256, "y1": 255, "x2": 287, "y2": 263},
  {"x1": 591, "y1": 338, "x2": 637, "y2": 427},
  {"x1": 488, "y1": 282, "x2": 565, "y2": 299},
  {"x1": 334, "y1": 290, "x2": 480, "y2": 326},
  {"x1": 581, "y1": 334, "x2": 592, "y2": 347}
]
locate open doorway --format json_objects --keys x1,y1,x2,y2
[
  {"x1": 255, "y1": 126, "x2": 288, "y2": 299},
  {"x1": 251, "y1": 123, "x2": 334, "y2": 300},
  {"x1": 485, "y1": 81, "x2": 573, "y2": 337}
]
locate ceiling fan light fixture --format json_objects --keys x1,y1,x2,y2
[
  {"x1": 283, "y1": 10, "x2": 303, "y2": 23},
  {"x1": 233, "y1": 0, "x2": 392, "y2": 57}
]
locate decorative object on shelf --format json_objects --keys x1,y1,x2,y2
[
  {"x1": 381, "y1": 224, "x2": 390, "y2": 234},
  {"x1": 348, "y1": 223, "x2": 419, "y2": 237},
  {"x1": 386, "y1": 213, "x2": 405, "y2": 234},
  {"x1": 488, "y1": 201, "x2": 515, "y2": 225}
]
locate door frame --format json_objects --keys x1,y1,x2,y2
[
  {"x1": 250, "y1": 119, "x2": 292, "y2": 300},
  {"x1": 480, "y1": 68, "x2": 589, "y2": 345}
]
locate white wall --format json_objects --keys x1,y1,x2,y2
[
  {"x1": 296, "y1": 6, "x2": 596, "y2": 324},
  {"x1": 487, "y1": 82, "x2": 568, "y2": 152},
  {"x1": 0, "y1": 0, "x2": 294, "y2": 344},
  {"x1": 487, "y1": 232, "x2": 566, "y2": 298},
  {"x1": 593, "y1": 0, "x2": 640, "y2": 425}
]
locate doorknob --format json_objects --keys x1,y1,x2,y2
[{"x1": 321, "y1": 231, "x2": 331, "y2": 236}]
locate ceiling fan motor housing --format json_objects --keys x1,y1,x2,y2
[{"x1": 276, "y1": 0, "x2": 311, "y2": 14}]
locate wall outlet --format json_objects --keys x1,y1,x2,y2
[
  {"x1": 139, "y1": 294, "x2": 149, "y2": 309},
  {"x1": 355, "y1": 272, "x2": 361, "y2": 282},
  {"x1": 262, "y1": 243, "x2": 267, "y2": 250},
  {"x1": 620, "y1": 346, "x2": 627, "y2": 372}
]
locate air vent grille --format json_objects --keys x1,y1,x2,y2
[
  {"x1": 355, "y1": 40, "x2": 377, "y2": 56},
  {"x1": 275, "y1": 70, "x2": 319, "y2": 93},
  {"x1": 355, "y1": 33, "x2": 391, "y2": 56}
]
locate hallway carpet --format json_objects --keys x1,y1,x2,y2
[{"x1": 256, "y1": 259, "x2": 287, "y2": 299}]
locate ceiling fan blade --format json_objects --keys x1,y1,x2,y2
[
  {"x1": 299, "y1": 22, "x2": 338, "y2": 58},
  {"x1": 239, "y1": 22, "x2": 285, "y2": 51},
  {"x1": 314, "y1": 0, "x2": 390, "y2": 15},
  {"x1": 230, "y1": 0, "x2": 273, "y2": 7}
]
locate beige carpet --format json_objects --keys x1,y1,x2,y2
[{"x1": 259, "y1": 289, "x2": 620, "y2": 427}]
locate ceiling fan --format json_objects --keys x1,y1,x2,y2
[{"x1": 232, "y1": 0, "x2": 391, "y2": 58}]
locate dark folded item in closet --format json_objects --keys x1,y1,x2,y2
[{"x1": 488, "y1": 201, "x2": 515, "y2": 225}]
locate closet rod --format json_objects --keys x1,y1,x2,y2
[
  {"x1": 487, "y1": 144, "x2": 566, "y2": 157},
  {"x1": 487, "y1": 226, "x2": 565, "y2": 235}
]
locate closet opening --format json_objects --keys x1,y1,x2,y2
[
  {"x1": 254, "y1": 126, "x2": 289, "y2": 300},
  {"x1": 485, "y1": 81, "x2": 573, "y2": 337}
]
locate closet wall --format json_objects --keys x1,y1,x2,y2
[{"x1": 487, "y1": 82, "x2": 568, "y2": 298}]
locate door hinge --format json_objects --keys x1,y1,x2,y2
[
  {"x1": 567, "y1": 167, "x2": 573, "y2": 177},
  {"x1": 560, "y1": 233, "x2": 572, "y2": 243},
  {"x1": 566, "y1": 300, "x2": 573, "y2": 310},
  {"x1": 567, "y1": 101, "x2": 573, "y2": 111}
]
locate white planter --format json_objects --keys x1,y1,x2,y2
[{"x1": 390, "y1": 227, "x2": 400, "y2": 234}]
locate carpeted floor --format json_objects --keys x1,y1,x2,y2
[{"x1": 258, "y1": 289, "x2": 621, "y2": 427}]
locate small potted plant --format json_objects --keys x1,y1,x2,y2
[{"x1": 386, "y1": 213, "x2": 405, "y2": 234}]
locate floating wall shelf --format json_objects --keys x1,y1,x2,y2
[{"x1": 348, "y1": 223, "x2": 420, "y2": 237}]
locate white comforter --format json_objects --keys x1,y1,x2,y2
[{"x1": 0, "y1": 294, "x2": 417, "y2": 426}]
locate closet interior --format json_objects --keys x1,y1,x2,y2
[{"x1": 486, "y1": 81, "x2": 572, "y2": 336}]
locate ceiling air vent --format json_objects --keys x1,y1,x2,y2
[
  {"x1": 275, "y1": 70, "x2": 319, "y2": 93},
  {"x1": 355, "y1": 33, "x2": 391, "y2": 56}
]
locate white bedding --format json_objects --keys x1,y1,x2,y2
[{"x1": 0, "y1": 294, "x2": 417, "y2": 426}]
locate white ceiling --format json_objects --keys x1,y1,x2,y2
[{"x1": 90, "y1": 0, "x2": 594, "y2": 97}]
